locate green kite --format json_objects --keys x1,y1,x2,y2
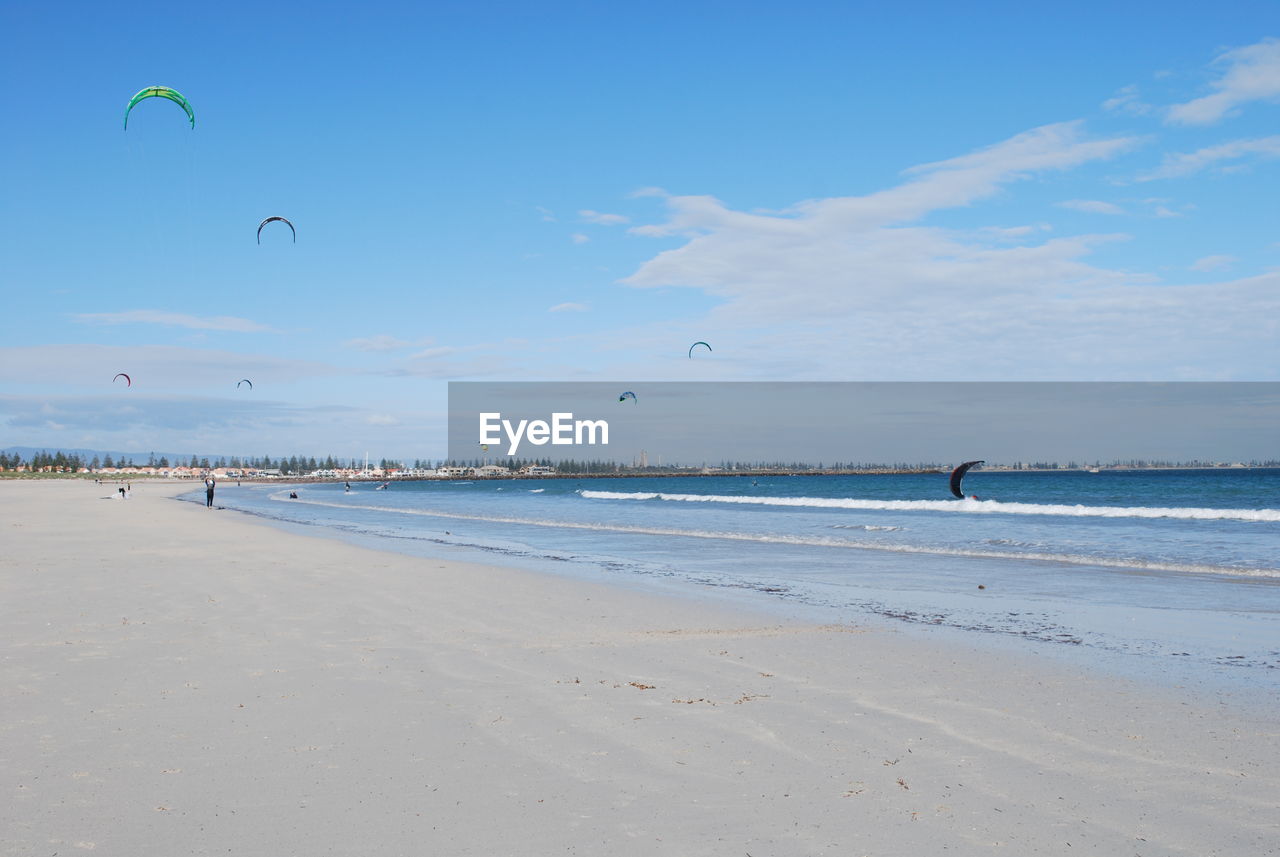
[{"x1": 124, "y1": 86, "x2": 195, "y2": 130}]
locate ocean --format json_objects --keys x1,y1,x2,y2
[{"x1": 185, "y1": 468, "x2": 1280, "y2": 692}]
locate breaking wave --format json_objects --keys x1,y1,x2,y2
[
  {"x1": 578, "y1": 490, "x2": 1280, "y2": 523},
  {"x1": 266, "y1": 492, "x2": 1280, "y2": 580}
]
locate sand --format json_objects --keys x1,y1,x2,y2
[{"x1": 3, "y1": 479, "x2": 1278, "y2": 856}]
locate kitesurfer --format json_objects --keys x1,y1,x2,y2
[{"x1": 949, "y1": 460, "x2": 984, "y2": 499}]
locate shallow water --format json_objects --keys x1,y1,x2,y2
[{"x1": 188, "y1": 469, "x2": 1280, "y2": 695}]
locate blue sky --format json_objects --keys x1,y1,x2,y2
[{"x1": 2, "y1": 1, "x2": 1278, "y2": 460}]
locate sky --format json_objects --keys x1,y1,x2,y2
[{"x1": 2, "y1": 1, "x2": 1278, "y2": 461}]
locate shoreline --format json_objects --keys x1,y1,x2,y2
[
  {"x1": 5, "y1": 462, "x2": 1279, "y2": 485},
  {"x1": 4, "y1": 479, "x2": 1278, "y2": 854},
  {"x1": 185, "y1": 479, "x2": 1280, "y2": 701}
]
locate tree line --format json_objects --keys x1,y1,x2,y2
[
  {"x1": 3, "y1": 449, "x2": 1277, "y2": 475},
  {"x1": 0, "y1": 451, "x2": 415, "y2": 475}
]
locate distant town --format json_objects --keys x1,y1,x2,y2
[{"x1": 1, "y1": 449, "x2": 1275, "y2": 479}]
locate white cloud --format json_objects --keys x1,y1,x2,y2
[
  {"x1": 1138, "y1": 135, "x2": 1280, "y2": 180},
  {"x1": 628, "y1": 186, "x2": 669, "y2": 198},
  {"x1": 535, "y1": 206, "x2": 557, "y2": 222},
  {"x1": 74, "y1": 310, "x2": 276, "y2": 333},
  {"x1": 579, "y1": 210, "x2": 630, "y2": 225},
  {"x1": 1057, "y1": 199, "x2": 1126, "y2": 215},
  {"x1": 549, "y1": 302, "x2": 588, "y2": 312},
  {"x1": 625, "y1": 122, "x2": 1138, "y2": 303},
  {"x1": 613, "y1": 122, "x2": 1278, "y2": 380},
  {"x1": 979, "y1": 224, "x2": 1052, "y2": 240},
  {"x1": 630, "y1": 122, "x2": 1138, "y2": 242},
  {"x1": 407, "y1": 346, "x2": 456, "y2": 360},
  {"x1": 0, "y1": 344, "x2": 335, "y2": 388},
  {"x1": 1167, "y1": 38, "x2": 1280, "y2": 125},
  {"x1": 1102, "y1": 84, "x2": 1155, "y2": 116},
  {"x1": 571, "y1": 233, "x2": 590, "y2": 244},
  {"x1": 1190, "y1": 254, "x2": 1237, "y2": 272},
  {"x1": 343, "y1": 334, "x2": 430, "y2": 352},
  {"x1": 366, "y1": 414, "x2": 400, "y2": 426}
]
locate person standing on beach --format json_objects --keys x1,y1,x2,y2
[{"x1": 205, "y1": 475, "x2": 216, "y2": 508}]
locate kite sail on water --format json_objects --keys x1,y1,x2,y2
[{"x1": 949, "y1": 460, "x2": 984, "y2": 498}]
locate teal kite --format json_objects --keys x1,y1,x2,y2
[
  {"x1": 688, "y1": 341, "x2": 712, "y2": 358},
  {"x1": 124, "y1": 86, "x2": 195, "y2": 130},
  {"x1": 618, "y1": 391, "x2": 636, "y2": 403}
]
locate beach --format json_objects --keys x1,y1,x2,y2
[{"x1": 3, "y1": 480, "x2": 1278, "y2": 855}]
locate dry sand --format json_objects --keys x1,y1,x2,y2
[{"x1": 3, "y1": 479, "x2": 1278, "y2": 856}]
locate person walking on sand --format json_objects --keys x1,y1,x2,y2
[{"x1": 205, "y1": 475, "x2": 216, "y2": 508}]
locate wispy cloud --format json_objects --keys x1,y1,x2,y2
[
  {"x1": 1167, "y1": 37, "x2": 1280, "y2": 125},
  {"x1": 614, "y1": 122, "x2": 1278, "y2": 379},
  {"x1": 1057, "y1": 199, "x2": 1126, "y2": 215},
  {"x1": 0, "y1": 394, "x2": 386, "y2": 458},
  {"x1": 1102, "y1": 84, "x2": 1155, "y2": 116},
  {"x1": 549, "y1": 302, "x2": 588, "y2": 313},
  {"x1": 74, "y1": 310, "x2": 276, "y2": 333},
  {"x1": 1190, "y1": 254, "x2": 1237, "y2": 272},
  {"x1": 535, "y1": 206, "x2": 557, "y2": 222},
  {"x1": 624, "y1": 122, "x2": 1138, "y2": 299},
  {"x1": 571, "y1": 233, "x2": 590, "y2": 244},
  {"x1": 1138, "y1": 135, "x2": 1280, "y2": 180},
  {"x1": 407, "y1": 346, "x2": 456, "y2": 360},
  {"x1": 579, "y1": 210, "x2": 630, "y2": 225},
  {"x1": 630, "y1": 122, "x2": 1139, "y2": 240},
  {"x1": 0, "y1": 345, "x2": 335, "y2": 388},
  {"x1": 343, "y1": 334, "x2": 431, "y2": 352}
]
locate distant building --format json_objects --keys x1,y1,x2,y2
[
  {"x1": 521, "y1": 465, "x2": 557, "y2": 476},
  {"x1": 435, "y1": 466, "x2": 471, "y2": 478}
]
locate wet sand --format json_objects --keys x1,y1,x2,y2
[{"x1": 3, "y1": 479, "x2": 1277, "y2": 855}]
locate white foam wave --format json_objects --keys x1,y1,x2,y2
[
  {"x1": 268, "y1": 494, "x2": 1280, "y2": 580},
  {"x1": 578, "y1": 490, "x2": 1280, "y2": 523}
]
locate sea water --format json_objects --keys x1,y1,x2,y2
[{"x1": 187, "y1": 469, "x2": 1280, "y2": 692}]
